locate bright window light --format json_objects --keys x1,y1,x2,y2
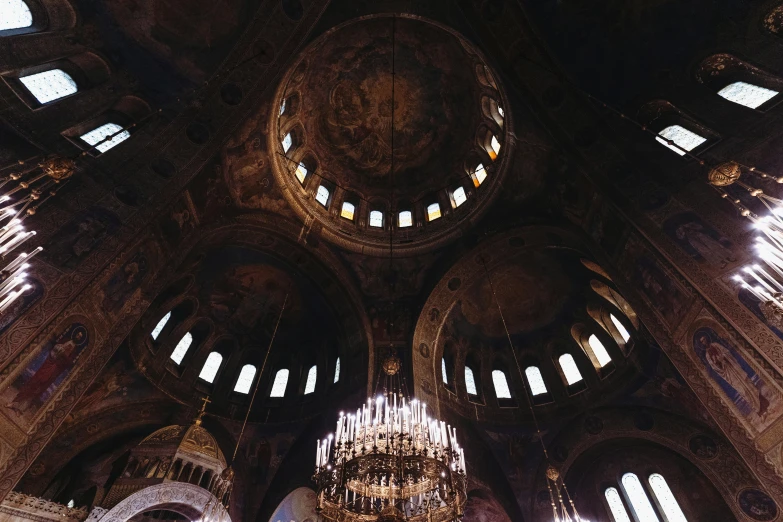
[
  {"x1": 234, "y1": 364, "x2": 257, "y2": 394},
  {"x1": 497, "y1": 104, "x2": 505, "y2": 117},
  {"x1": 622, "y1": 473, "x2": 660, "y2": 522},
  {"x1": 427, "y1": 202, "x2": 441, "y2": 221},
  {"x1": 279, "y1": 98, "x2": 286, "y2": 115},
  {"x1": 341, "y1": 201, "x2": 355, "y2": 220},
  {"x1": 66, "y1": 500, "x2": 75, "y2": 509},
  {"x1": 473, "y1": 164, "x2": 487, "y2": 187},
  {"x1": 0, "y1": 0, "x2": 33, "y2": 31},
  {"x1": 295, "y1": 162, "x2": 307, "y2": 183},
  {"x1": 282, "y1": 132, "x2": 293, "y2": 153},
  {"x1": 648, "y1": 474, "x2": 688, "y2": 522},
  {"x1": 558, "y1": 354, "x2": 583, "y2": 385},
  {"x1": 611, "y1": 314, "x2": 631, "y2": 342},
  {"x1": 19, "y1": 69, "x2": 78, "y2": 104},
  {"x1": 453, "y1": 186, "x2": 467, "y2": 207},
  {"x1": 304, "y1": 365, "x2": 317, "y2": 394},
  {"x1": 170, "y1": 333, "x2": 193, "y2": 365},
  {"x1": 656, "y1": 125, "x2": 706, "y2": 156},
  {"x1": 198, "y1": 352, "x2": 223, "y2": 383},
  {"x1": 718, "y1": 81, "x2": 778, "y2": 109},
  {"x1": 334, "y1": 358, "x2": 340, "y2": 383},
  {"x1": 316, "y1": 185, "x2": 330, "y2": 206},
  {"x1": 587, "y1": 334, "x2": 612, "y2": 367},
  {"x1": 465, "y1": 366, "x2": 477, "y2": 395},
  {"x1": 81, "y1": 123, "x2": 130, "y2": 153},
  {"x1": 524, "y1": 366, "x2": 548, "y2": 396},
  {"x1": 604, "y1": 487, "x2": 632, "y2": 522},
  {"x1": 151, "y1": 312, "x2": 171, "y2": 340},
  {"x1": 442, "y1": 358, "x2": 448, "y2": 384},
  {"x1": 490, "y1": 135, "x2": 501, "y2": 159},
  {"x1": 399, "y1": 210, "x2": 412, "y2": 228},
  {"x1": 270, "y1": 369, "x2": 289, "y2": 397},
  {"x1": 492, "y1": 369, "x2": 512, "y2": 399},
  {"x1": 369, "y1": 210, "x2": 383, "y2": 228}
]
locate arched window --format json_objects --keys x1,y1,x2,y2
[
  {"x1": 282, "y1": 132, "x2": 293, "y2": 153},
  {"x1": 341, "y1": 201, "x2": 355, "y2": 220},
  {"x1": 19, "y1": 69, "x2": 78, "y2": 104},
  {"x1": 472, "y1": 163, "x2": 487, "y2": 187},
  {"x1": 492, "y1": 369, "x2": 512, "y2": 399},
  {"x1": 315, "y1": 185, "x2": 330, "y2": 206},
  {"x1": 234, "y1": 364, "x2": 256, "y2": 394},
  {"x1": 497, "y1": 105, "x2": 504, "y2": 118},
  {"x1": 648, "y1": 474, "x2": 687, "y2": 522},
  {"x1": 558, "y1": 354, "x2": 583, "y2": 385},
  {"x1": 151, "y1": 312, "x2": 171, "y2": 340},
  {"x1": 465, "y1": 366, "x2": 477, "y2": 395},
  {"x1": 604, "y1": 487, "x2": 632, "y2": 522},
  {"x1": 489, "y1": 135, "x2": 501, "y2": 159},
  {"x1": 81, "y1": 123, "x2": 131, "y2": 153},
  {"x1": 398, "y1": 210, "x2": 413, "y2": 228},
  {"x1": 524, "y1": 366, "x2": 547, "y2": 396},
  {"x1": 304, "y1": 365, "x2": 317, "y2": 394},
  {"x1": 622, "y1": 473, "x2": 660, "y2": 522},
  {"x1": 369, "y1": 210, "x2": 383, "y2": 228},
  {"x1": 427, "y1": 203, "x2": 441, "y2": 221},
  {"x1": 655, "y1": 125, "x2": 706, "y2": 156},
  {"x1": 718, "y1": 81, "x2": 778, "y2": 109},
  {"x1": 66, "y1": 500, "x2": 75, "y2": 509},
  {"x1": 611, "y1": 314, "x2": 631, "y2": 342},
  {"x1": 0, "y1": 0, "x2": 33, "y2": 31},
  {"x1": 452, "y1": 186, "x2": 467, "y2": 207},
  {"x1": 442, "y1": 358, "x2": 449, "y2": 384},
  {"x1": 170, "y1": 332, "x2": 193, "y2": 364},
  {"x1": 334, "y1": 358, "x2": 340, "y2": 383},
  {"x1": 587, "y1": 334, "x2": 612, "y2": 367},
  {"x1": 270, "y1": 369, "x2": 289, "y2": 397},
  {"x1": 279, "y1": 99, "x2": 287, "y2": 115},
  {"x1": 198, "y1": 352, "x2": 223, "y2": 383},
  {"x1": 295, "y1": 161, "x2": 307, "y2": 183}
]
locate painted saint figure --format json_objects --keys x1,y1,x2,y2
[{"x1": 675, "y1": 221, "x2": 735, "y2": 268}]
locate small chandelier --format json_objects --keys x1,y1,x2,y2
[{"x1": 313, "y1": 354, "x2": 467, "y2": 522}]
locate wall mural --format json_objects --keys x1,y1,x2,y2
[
  {"x1": 738, "y1": 287, "x2": 783, "y2": 342},
  {"x1": 1, "y1": 322, "x2": 90, "y2": 425},
  {"x1": 663, "y1": 212, "x2": 738, "y2": 270},
  {"x1": 739, "y1": 488, "x2": 779, "y2": 521},
  {"x1": 693, "y1": 327, "x2": 783, "y2": 433},
  {"x1": 268, "y1": 487, "x2": 317, "y2": 522},
  {"x1": 43, "y1": 207, "x2": 122, "y2": 270},
  {"x1": 463, "y1": 490, "x2": 512, "y2": 522}
]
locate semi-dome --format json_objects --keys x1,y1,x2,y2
[{"x1": 139, "y1": 421, "x2": 226, "y2": 468}]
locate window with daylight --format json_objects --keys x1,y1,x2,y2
[
  {"x1": 304, "y1": 365, "x2": 317, "y2": 394},
  {"x1": 558, "y1": 354, "x2": 583, "y2": 385},
  {"x1": 655, "y1": 125, "x2": 706, "y2": 156},
  {"x1": 170, "y1": 333, "x2": 193, "y2": 365},
  {"x1": 80, "y1": 123, "x2": 130, "y2": 153},
  {"x1": 151, "y1": 312, "x2": 171, "y2": 340},
  {"x1": 427, "y1": 202, "x2": 441, "y2": 221},
  {"x1": 497, "y1": 105, "x2": 505, "y2": 118},
  {"x1": 19, "y1": 69, "x2": 78, "y2": 104},
  {"x1": 622, "y1": 473, "x2": 660, "y2": 522},
  {"x1": 489, "y1": 135, "x2": 501, "y2": 159},
  {"x1": 492, "y1": 370, "x2": 512, "y2": 399},
  {"x1": 473, "y1": 163, "x2": 487, "y2": 187},
  {"x1": 282, "y1": 132, "x2": 292, "y2": 153},
  {"x1": 452, "y1": 186, "x2": 467, "y2": 207},
  {"x1": 270, "y1": 369, "x2": 289, "y2": 397},
  {"x1": 611, "y1": 314, "x2": 631, "y2": 342},
  {"x1": 0, "y1": 0, "x2": 33, "y2": 31},
  {"x1": 341, "y1": 201, "x2": 355, "y2": 220},
  {"x1": 524, "y1": 366, "x2": 548, "y2": 396},
  {"x1": 334, "y1": 358, "x2": 340, "y2": 383},
  {"x1": 295, "y1": 162, "x2": 307, "y2": 184},
  {"x1": 66, "y1": 500, "x2": 75, "y2": 509},
  {"x1": 399, "y1": 210, "x2": 413, "y2": 228},
  {"x1": 234, "y1": 364, "x2": 256, "y2": 394},
  {"x1": 587, "y1": 334, "x2": 612, "y2": 367},
  {"x1": 718, "y1": 81, "x2": 778, "y2": 109},
  {"x1": 442, "y1": 358, "x2": 448, "y2": 384},
  {"x1": 604, "y1": 487, "x2": 632, "y2": 522},
  {"x1": 648, "y1": 474, "x2": 688, "y2": 522},
  {"x1": 279, "y1": 98, "x2": 286, "y2": 116},
  {"x1": 465, "y1": 366, "x2": 477, "y2": 395},
  {"x1": 369, "y1": 210, "x2": 383, "y2": 228},
  {"x1": 198, "y1": 352, "x2": 223, "y2": 383},
  {"x1": 315, "y1": 185, "x2": 329, "y2": 206}
]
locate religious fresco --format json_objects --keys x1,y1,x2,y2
[
  {"x1": 663, "y1": 212, "x2": 738, "y2": 271},
  {"x1": 99, "y1": 249, "x2": 150, "y2": 317},
  {"x1": 0, "y1": 279, "x2": 43, "y2": 337},
  {"x1": 463, "y1": 490, "x2": 512, "y2": 522},
  {"x1": 268, "y1": 487, "x2": 317, "y2": 522},
  {"x1": 160, "y1": 193, "x2": 198, "y2": 247},
  {"x1": 738, "y1": 287, "x2": 783, "y2": 342},
  {"x1": 693, "y1": 327, "x2": 783, "y2": 432},
  {"x1": 43, "y1": 207, "x2": 122, "y2": 270},
  {"x1": 739, "y1": 488, "x2": 778, "y2": 521},
  {"x1": 1, "y1": 322, "x2": 90, "y2": 424}
]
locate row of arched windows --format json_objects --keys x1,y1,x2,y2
[
  {"x1": 151, "y1": 311, "x2": 340, "y2": 396},
  {"x1": 605, "y1": 473, "x2": 687, "y2": 522}
]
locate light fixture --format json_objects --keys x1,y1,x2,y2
[{"x1": 314, "y1": 17, "x2": 467, "y2": 522}]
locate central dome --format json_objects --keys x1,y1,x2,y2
[{"x1": 270, "y1": 15, "x2": 511, "y2": 254}]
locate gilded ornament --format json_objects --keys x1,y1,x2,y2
[
  {"x1": 546, "y1": 466, "x2": 560, "y2": 481},
  {"x1": 707, "y1": 161, "x2": 741, "y2": 187},
  {"x1": 382, "y1": 354, "x2": 401, "y2": 376},
  {"x1": 39, "y1": 157, "x2": 76, "y2": 181}
]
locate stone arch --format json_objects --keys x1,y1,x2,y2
[{"x1": 97, "y1": 483, "x2": 229, "y2": 522}]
